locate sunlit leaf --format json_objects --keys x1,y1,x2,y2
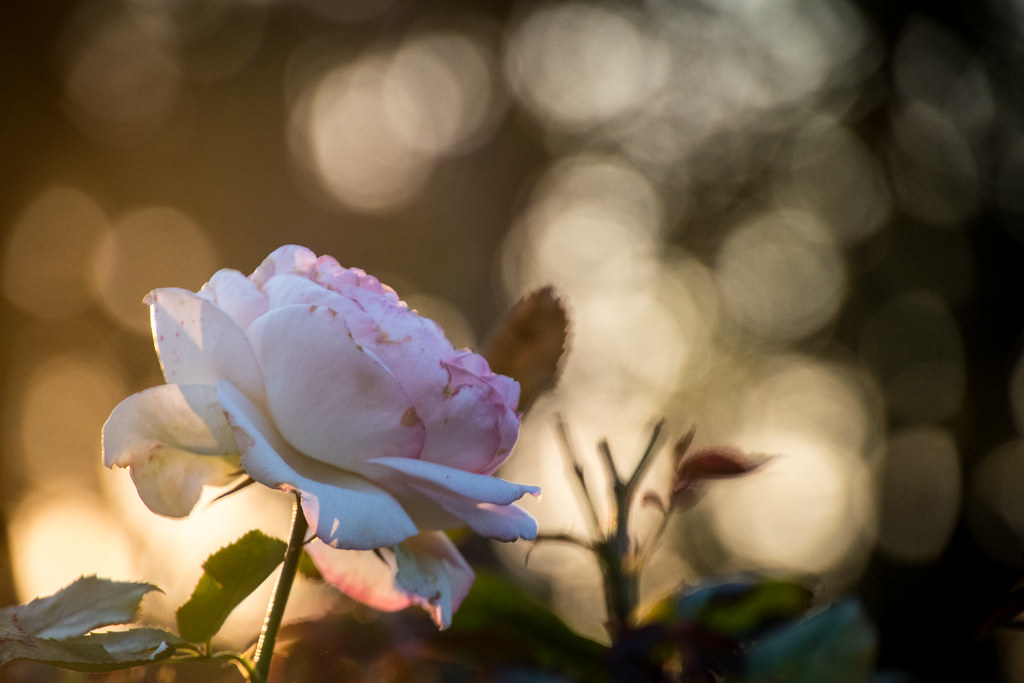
[
  {"x1": 176, "y1": 530, "x2": 287, "y2": 643},
  {"x1": 483, "y1": 286, "x2": 568, "y2": 412},
  {"x1": 0, "y1": 576, "x2": 159, "y2": 641},
  {"x1": 1, "y1": 628, "x2": 181, "y2": 672},
  {"x1": 0, "y1": 576, "x2": 178, "y2": 671}
]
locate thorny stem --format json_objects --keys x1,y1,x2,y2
[{"x1": 251, "y1": 493, "x2": 308, "y2": 683}]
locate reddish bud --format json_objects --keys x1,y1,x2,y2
[{"x1": 673, "y1": 446, "x2": 768, "y2": 500}]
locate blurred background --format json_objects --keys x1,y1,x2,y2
[{"x1": 3, "y1": 0, "x2": 1024, "y2": 679}]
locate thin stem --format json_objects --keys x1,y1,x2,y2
[
  {"x1": 624, "y1": 419, "x2": 666, "y2": 496},
  {"x1": 251, "y1": 494, "x2": 308, "y2": 683},
  {"x1": 553, "y1": 414, "x2": 603, "y2": 537},
  {"x1": 597, "y1": 439, "x2": 622, "y2": 488}
]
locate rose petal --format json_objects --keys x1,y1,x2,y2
[
  {"x1": 147, "y1": 288, "x2": 265, "y2": 403},
  {"x1": 217, "y1": 380, "x2": 419, "y2": 549},
  {"x1": 249, "y1": 245, "x2": 318, "y2": 288},
  {"x1": 246, "y1": 304, "x2": 426, "y2": 467},
  {"x1": 261, "y1": 273, "x2": 353, "y2": 311},
  {"x1": 394, "y1": 531, "x2": 474, "y2": 629},
  {"x1": 304, "y1": 541, "x2": 412, "y2": 612},
  {"x1": 306, "y1": 531, "x2": 474, "y2": 629},
  {"x1": 329, "y1": 306, "x2": 516, "y2": 475},
  {"x1": 102, "y1": 384, "x2": 240, "y2": 517},
  {"x1": 357, "y1": 457, "x2": 541, "y2": 505},
  {"x1": 425, "y1": 498, "x2": 539, "y2": 541},
  {"x1": 314, "y1": 258, "x2": 401, "y2": 303},
  {"x1": 354, "y1": 457, "x2": 540, "y2": 541},
  {"x1": 197, "y1": 268, "x2": 268, "y2": 331}
]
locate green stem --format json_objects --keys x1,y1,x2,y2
[
  {"x1": 251, "y1": 494, "x2": 308, "y2": 683},
  {"x1": 595, "y1": 421, "x2": 666, "y2": 642}
]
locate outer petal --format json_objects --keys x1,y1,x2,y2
[
  {"x1": 247, "y1": 304, "x2": 426, "y2": 467},
  {"x1": 217, "y1": 380, "x2": 419, "y2": 549},
  {"x1": 304, "y1": 541, "x2": 412, "y2": 612},
  {"x1": 352, "y1": 457, "x2": 540, "y2": 541},
  {"x1": 102, "y1": 384, "x2": 240, "y2": 517},
  {"x1": 422, "y1": 498, "x2": 539, "y2": 541},
  {"x1": 147, "y1": 288, "x2": 265, "y2": 404},
  {"x1": 197, "y1": 269, "x2": 268, "y2": 331},
  {"x1": 358, "y1": 457, "x2": 541, "y2": 505},
  {"x1": 394, "y1": 531, "x2": 474, "y2": 629},
  {"x1": 305, "y1": 532, "x2": 474, "y2": 629}
]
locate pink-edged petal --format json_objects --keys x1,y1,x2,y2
[
  {"x1": 304, "y1": 541, "x2": 413, "y2": 612},
  {"x1": 305, "y1": 531, "x2": 474, "y2": 629},
  {"x1": 249, "y1": 245, "x2": 318, "y2": 288},
  {"x1": 102, "y1": 384, "x2": 240, "y2": 517},
  {"x1": 313, "y1": 259, "x2": 402, "y2": 304},
  {"x1": 323, "y1": 303, "x2": 515, "y2": 475},
  {"x1": 217, "y1": 380, "x2": 418, "y2": 549},
  {"x1": 147, "y1": 288, "x2": 264, "y2": 403},
  {"x1": 197, "y1": 269, "x2": 268, "y2": 331},
  {"x1": 394, "y1": 531, "x2": 474, "y2": 629},
  {"x1": 417, "y1": 380, "x2": 505, "y2": 474},
  {"x1": 448, "y1": 350, "x2": 521, "y2": 409},
  {"x1": 246, "y1": 304, "x2": 426, "y2": 467}
]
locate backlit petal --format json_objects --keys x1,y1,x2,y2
[
  {"x1": 102, "y1": 384, "x2": 240, "y2": 517},
  {"x1": 304, "y1": 542, "x2": 412, "y2": 612},
  {"x1": 394, "y1": 531, "x2": 474, "y2": 628},
  {"x1": 197, "y1": 268, "x2": 268, "y2": 331},
  {"x1": 146, "y1": 288, "x2": 264, "y2": 403}
]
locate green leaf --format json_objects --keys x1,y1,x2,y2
[
  {"x1": 176, "y1": 529, "x2": 287, "y2": 643},
  {"x1": 1, "y1": 628, "x2": 182, "y2": 672},
  {"x1": 740, "y1": 599, "x2": 877, "y2": 683},
  {"x1": 297, "y1": 549, "x2": 322, "y2": 581},
  {"x1": 0, "y1": 576, "x2": 178, "y2": 671}
]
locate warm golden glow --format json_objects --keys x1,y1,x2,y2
[{"x1": 2, "y1": 186, "x2": 109, "y2": 318}]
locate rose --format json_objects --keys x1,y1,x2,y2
[{"x1": 103, "y1": 245, "x2": 540, "y2": 626}]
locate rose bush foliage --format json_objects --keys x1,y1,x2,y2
[{"x1": 103, "y1": 245, "x2": 539, "y2": 626}]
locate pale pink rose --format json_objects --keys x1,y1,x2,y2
[{"x1": 103, "y1": 245, "x2": 539, "y2": 625}]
